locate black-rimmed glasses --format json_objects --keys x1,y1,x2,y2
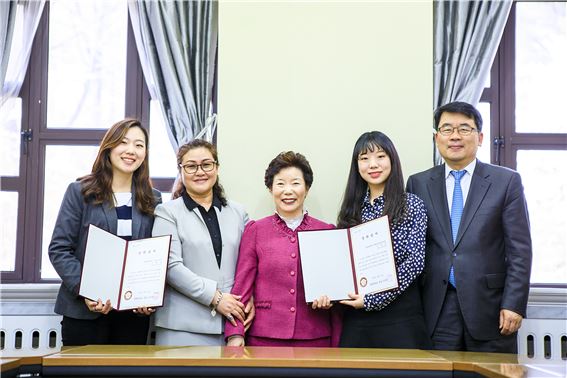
[
  {"x1": 436, "y1": 125, "x2": 478, "y2": 136},
  {"x1": 179, "y1": 161, "x2": 217, "y2": 174}
]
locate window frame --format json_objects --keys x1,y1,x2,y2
[
  {"x1": 1, "y1": 3, "x2": 174, "y2": 283},
  {"x1": 481, "y1": 1, "x2": 567, "y2": 288}
]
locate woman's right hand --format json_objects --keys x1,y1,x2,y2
[
  {"x1": 216, "y1": 293, "x2": 246, "y2": 325},
  {"x1": 227, "y1": 335, "x2": 245, "y2": 347},
  {"x1": 339, "y1": 292, "x2": 364, "y2": 309},
  {"x1": 84, "y1": 298, "x2": 112, "y2": 314},
  {"x1": 312, "y1": 295, "x2": 333, "y2": 310}
]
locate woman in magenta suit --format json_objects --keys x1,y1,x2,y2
[{"x1": 225, "y1": 152, "x2": 341, "y2": 347}]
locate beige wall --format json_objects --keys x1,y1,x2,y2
[{"x1": 218, "y1": 1, "x2": 433, "y2": 223}]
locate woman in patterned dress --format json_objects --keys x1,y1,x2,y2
[{"x1": 337, "y1": 131, "x2": 432, "y2": 349}]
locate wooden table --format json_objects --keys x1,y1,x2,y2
[
  {"x1": 42, "y1": 345, "x2": 453, "y2": 377},
  {"x1": 1, "y1": 356, "x2": 43, "y2": 378},
  {"x1": 1, "y1": 358, "x2": 21, "y2": 378},
  {"x1": 429, "y1": 350, "x2": 567, "y2": 377},
  {"x1": 5, "y1": 346, "x2": 566, "y2": 377}
]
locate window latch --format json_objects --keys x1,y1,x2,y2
[
  {"x1": 493, "y1": 137, "x2": 505, "y2": 165},
  {"x1": 21, "y1": 129, "x2": 33, "y2": 155}
]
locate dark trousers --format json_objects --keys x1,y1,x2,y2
[
  {"x1": 61, "y1": 311, "x2": 150, "y2": 346},
  {"x1": 432, "y1": 286, "x2": 517, "y2": 353}
]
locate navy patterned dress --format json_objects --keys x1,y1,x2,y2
[{"x1": 339, "y1": 192, "x2": 432, "y2": 349}]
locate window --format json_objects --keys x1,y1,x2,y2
[
  {"x1": 0, "y1": 1, "x2": 175, "y2": 283},
  {"x1": 479, "y1": 1, "x2": 567, "y2": 286}
]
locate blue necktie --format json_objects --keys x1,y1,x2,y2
[{"x1": 449, "y1": 170, "x2": 466, "y2": 287}]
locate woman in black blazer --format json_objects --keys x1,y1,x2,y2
[{"x1": 48, "y1": 119, "x2": 161, "y2": 346}]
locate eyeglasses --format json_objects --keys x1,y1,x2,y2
[
  {"x1": 179, "y1": 161, "x2": 217, "y2": 174},
  {"x1": 436, "y1": 125, "x2": 479, "y2": 136}
]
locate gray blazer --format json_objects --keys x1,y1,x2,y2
[
  {"x1": 152, "y1": 197, "x2": 248, "y2": 335},
  {"x1": 406, "y1": 160, "x2": 532, "y2": 340},
  {"x1": 49, "y1": 181, "x2": 162, "y2": 320}
]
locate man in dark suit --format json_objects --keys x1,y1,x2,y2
[{"x1": 406, "y1": 101, "x2": 532, "y2": 353}]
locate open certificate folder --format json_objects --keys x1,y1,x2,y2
[
  {"x1": 297, "y1": 216, "x2": 398, "y2": 302},
  {"x1": 79, "y1": 225, "x2": 171, "y2": 311}
]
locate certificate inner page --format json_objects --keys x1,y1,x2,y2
[
  {"x1": 118, "y1": 235, "x2": 171, "y2": 310},
  {"x1": 349, "y1": 216, "x2": 398, "y2": 296},
  {"x1": 79, "y1": 225, "x2": 126, "y2": 306},
  {"x1": 298, "y1": 229, "x2": 355, "y2": 302}
]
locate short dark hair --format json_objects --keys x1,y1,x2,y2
[
  {"x1": 264, "y1": 151, "x2": 314, "y2": 189},
  {"x1": 434, "y1": 101, "x2": 483, "y2": 132}
]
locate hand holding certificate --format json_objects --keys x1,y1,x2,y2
[
  {"x1": 79, "y1": 225, "x2": 171, "y2": 311},
  {"x1": 298, "y1": 216, "x2": 398, "y2": 302}
]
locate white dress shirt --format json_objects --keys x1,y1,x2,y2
[{"x1": 444, "y1": 159, "x2": 477, "y2": 216}]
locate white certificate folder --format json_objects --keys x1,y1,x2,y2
[
  {"x1": 297, "y1": 216, "x2": 398, "y2": 302},
  {"x1": 79, "y1": 224, "x2": 171, "y2": 311}
]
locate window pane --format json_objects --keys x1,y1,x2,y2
[
  {"x1": 0, "y1": 98, "x2": 22, "y2": 176},
  {"x1": 476, "y1": 102, "x2": 491, "y2": 164},
  {"x1": 516, "y1": 2, "x2": 567, "y2": 133},
  {"x1": 483, "y1": 71, "x2": 490, "y2": 89},
  {"x1": 46, "y1": 0, "x2": 127, "y2": 129},
  {"x1": 517, "y1": 150, "x2": 567, "y2": 284},
  {"x1": 149, "y1": 100, "x2": 178, "y2": 178},
  {"x1": 0, "y1": 192, "x2": 18, "y2": 271},
  {"x1": 41, "y1": 145, "x2": 99, "y2": 279}
]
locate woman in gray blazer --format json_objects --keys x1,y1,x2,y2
[
  {"x1": 48, "y1": 119, "x2": 161, "y2": 346},
  {"x1": 152, "y1": 139, "x2": 252, "y2": 346}
]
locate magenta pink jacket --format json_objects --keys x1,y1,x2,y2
[{"x1": 225, "y1": 214, "x2": 341, "y2": 346}]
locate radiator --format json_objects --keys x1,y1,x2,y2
[
  {"x1": 0, "y1": 315, "x2": 565, "y2": 360},
  {"x1": 0, "y1": 315, "x2": 62, "y2": 357},
  {"x1": 517, "y1": 318, "x2": 567, "y2": 361}
]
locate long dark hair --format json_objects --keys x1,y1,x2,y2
[
  {"x1": 80, "y1": 119, "x2": 156, "y2": 215},
  {"x1": 337, "y1": 131, "x2": 406, "y2": 228},
  {"x1": 171, "y1": 139, "x2": 227, "y2": 206}
]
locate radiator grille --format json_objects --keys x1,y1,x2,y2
[
  {"x1": 0, "y1": 315, "x2": 62, "y2": 357},
  {"x1": 518, "y1": 319, "x2": 567, "y2": 361}
]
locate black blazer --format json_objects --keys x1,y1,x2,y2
[
  {"x1": 48, "y1": 181, "x2": 162, "y2": 320},
  {"x1": 406, "y1": 160, "x2": 532, "y2": 340}
]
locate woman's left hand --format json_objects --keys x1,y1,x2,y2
[
  {"x1": 311, "y1": 295, "x2": 333, "y2": 310},
  {"x1": 339, "y1": 293, "x2": 364, "y2": 309},
  {"x1": 133, "y1": 307, "x2": 155, "y2": 316},
  {"x1": 217, "y1": 293, "x2": 246, "y2": 325}
]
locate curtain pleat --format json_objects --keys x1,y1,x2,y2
[
  {"x1": 0, "y1": 0, "x2": 45, "y2": 106},
  {"x1": 433, "y1": 0, "x2": 512, "y2": 164},
  {"x1": 128, "y1": 0, "x2": 218, "y2": 150}
]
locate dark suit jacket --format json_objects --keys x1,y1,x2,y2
[
  {"x1": 48, "y1": 180, "x2": 162, "y2": 320},
  {"x1": 406, "y1": 160, "x2": 532, "y2": 340}
]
